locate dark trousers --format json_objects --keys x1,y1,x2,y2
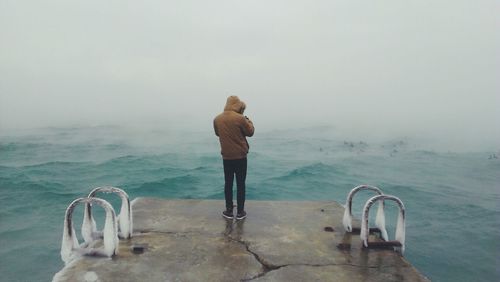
[{"x1": 223, "y1": 158, "x2": 247, "y2": 213}]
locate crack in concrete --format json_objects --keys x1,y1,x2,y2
[
  {"x1": 226, "y1": 236, "x2": 347, "y2": 281},
  {"x1": 241, "y1": 261, "x2": 412, "y2": 281},
  {"x1": 140, "y1": 229, "x2": 406, "y2": 281},
  {"x1": 228, "y1": 237, "x2": 410, "y2": 281},
  {"x1": 138, "y1": 230, "x2": 214, "y2": 237},
  {"x1": 228, "y1": 237, "x2": 281, "y2": 282},
  {"x1": 141, "y1": 229, "x2": 276, "y2": 281}
]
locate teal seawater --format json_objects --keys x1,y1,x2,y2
[{"x1": 0, "y1": 126, "x2": 499, "y2": 282}]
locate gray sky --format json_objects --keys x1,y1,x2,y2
[{"x1": 1, "y1": 0, "x2": 499, "y2": 147}]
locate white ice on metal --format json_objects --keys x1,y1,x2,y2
[
  {"x1": 375, "y1": 202, "x2": 388, "y2": 241},
  {"x1": 342, "y1": 184, "x2": 387, "y2": 240},
  {"x1": 342, "y1": 207, "x2": 353, "y2": 232},
  {"x1": 359, "y1": 213, "x2": 368, "y2": 246},
  {"x1": 61, "y1": 210, "x2": 79, "y2": 263},
  {"x1": 85, "y1": 186, "x2": 133, "y2": 240},
  {"x1": 60, "y1": 197, "x2": 119, "y2": 264},
  {"x1": 82, "y1": 204, "x2": 97, "y2": 244},
  {"x1": 103, "y1": 204, "x2": 119, "y2": 257},
  {"x1": 117, "y1": 196, "x2": 132, "y2": 239},
  {"x1": 395, "y1": 208, "x2": 406, "y2": 253},
  {"x1": 360, "y1": 194, "x2": 406, "y2": 254}
]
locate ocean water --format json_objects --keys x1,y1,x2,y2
[{"x1": 0, "y1": 126, "x2": 498, "y2": 282}]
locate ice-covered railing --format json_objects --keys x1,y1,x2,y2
[
  {"x1": 342, "y1": 185, "x2": 388, "y2": 241},
  {"x1": 61, "y1": 197, "x2": 119, "y2": 264},
  {"x1": 83, "y1": 186, "x2": 133, "y2": 244},
  {"x1": 360, "y1": 194, "x2": 406, "y2": 254}
]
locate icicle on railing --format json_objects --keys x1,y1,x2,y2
[
  {"x1": 82, "y1": 186, "x2": 133, "y2": 244},
  {"x1": 360, "y1": 194, "x2": 406, "y2": 254},
  {"x1": 61, "y1": 197, "x2": 119, "y2": 264},
  {"x1": 342, "y1": 184, "x2": 388, "y2": 241}
]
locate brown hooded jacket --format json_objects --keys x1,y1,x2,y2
[{"x1": 214, "y1": 96, "x2": 255, "y2": 160}]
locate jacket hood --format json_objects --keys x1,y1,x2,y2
[{"x1": 224, "y1": 96, "x2": 246, "y2": 114}]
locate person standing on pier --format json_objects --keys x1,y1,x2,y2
[{"x1": 214, "y1": 96, "x2": 255, "y2": 220}]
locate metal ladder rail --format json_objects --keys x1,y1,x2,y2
[
  {"x1": 61, "y1": 197, "x2": 119, "y2": 264},
  {"x1": 82, "y1": 186, "x2": 133, "y2": 244},
  {"x1": 360, "y1": 194, "x2": 406, "y2": 254},
  {"x1": 342, "y1": 185, "x2": 388, "y2": 241}
]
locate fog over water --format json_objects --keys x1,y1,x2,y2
[
  {"x1": 1, "y1": 3, "x2": 500, "y2": 281},
  {"x1": 1, "y1": 0, "x2": 499, "y2": 150}
]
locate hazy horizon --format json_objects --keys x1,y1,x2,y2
[{"x1": 1, "y1": 0, "x2": 499, "y2": 150}]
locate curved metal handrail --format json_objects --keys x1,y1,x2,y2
[
  {"x1": 342, "y1": 185, "x2": 388, "y2": 241},
  {"x1": 61, "y1": 197, "x2": 119, "y2": 264},
  {"x1": 360, "y1": 194, "x2": 406, "y2": 254},
  {"x1": 82, "y1": 186, "x2": 133, "y2": 243}
]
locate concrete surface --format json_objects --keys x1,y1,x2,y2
[{"x1": 53, "y1": 198, "x2": 429, "y2": 282}]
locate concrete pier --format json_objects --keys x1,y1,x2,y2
[{"x1": 53, "y1": 198, "x2": 429, "y2": 281}]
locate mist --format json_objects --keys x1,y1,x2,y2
[{"x1": 1, "y1": 0, "x2": 498, "y2": 150}]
